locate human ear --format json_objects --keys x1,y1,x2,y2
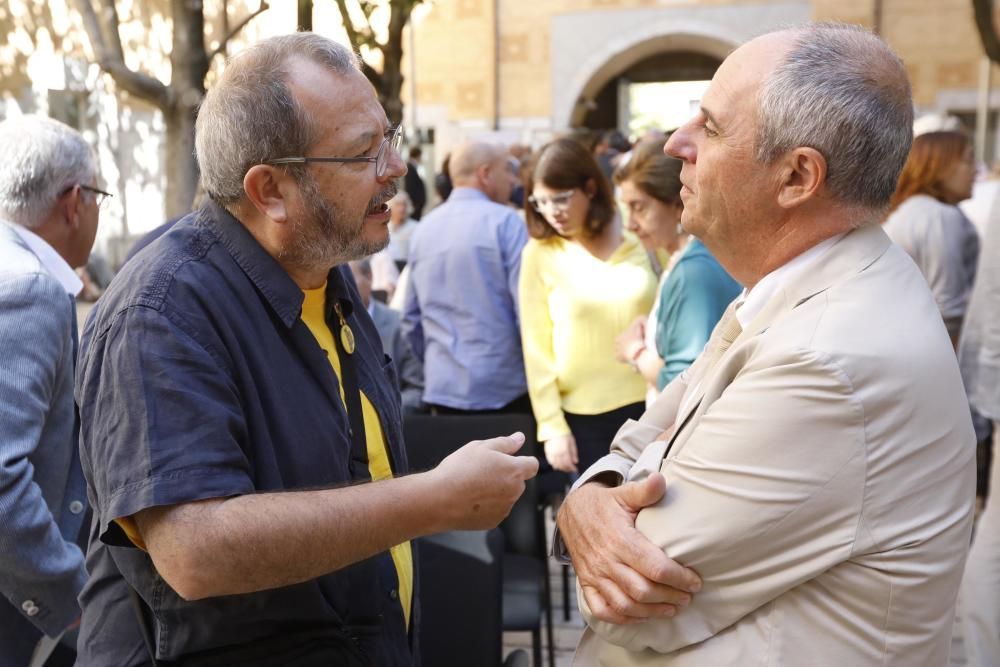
[
  {"x1": 584, "y1": 178, "x2": 597, "y2": 198},
  {"x1": 243, "y1": 165, "x2": 290, "y2": 223},
  {"x1": 776, "y1": 147, "x2": 826, "y2": 209},
  {"x1": 61, "y1": 185, "x2": 83, "y2": 230},
  {"x1": 476, "y1": 163, "x2": 493, "y2": 189}
]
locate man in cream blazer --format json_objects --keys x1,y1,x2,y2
[{"x1": 556, "y1": 24, "x2": 976, "y2": 666}]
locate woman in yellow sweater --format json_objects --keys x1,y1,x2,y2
[{"x1": 519, "y1": 137, "x2": 657, "y2": 474}]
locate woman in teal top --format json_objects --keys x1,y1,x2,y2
[{"x1": 614, "y1": 137, "x2": 742, "y2": 399}]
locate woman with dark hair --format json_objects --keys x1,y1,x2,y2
[
  {"x1": 884, "y1": 131, "x2": 979, "y2": 344},
  {"x1": 612, "y1": 138, "x2": 741, "y2": 404},
  {"x1": 519, "y1": 137, "x2": 657, "y2": 474}
]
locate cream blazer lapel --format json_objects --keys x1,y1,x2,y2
[{"x1": 661, "y1": 224, "x2": 891, "y2": 461}]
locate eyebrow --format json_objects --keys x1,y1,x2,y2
[
  {"x1": 701, "y1": 106, "x2": 722, "y2": 130},
  {"x1": 344, "y1": 130, "x2": 377, "y2": 155},
  {"x1": 344, "y1": 119, "x2": 393, "y2": 155}
]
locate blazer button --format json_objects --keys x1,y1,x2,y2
[
  {"x1": 21, "y1": 600, "x2": 39, "y2": 616},
  {"x1": 69, "y1": 500, "x2": 85, "y2": 514},
  {"x1": 389, "y1": 589, "x2": 398, "y2": 600}
]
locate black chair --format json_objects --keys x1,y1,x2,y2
[
  {"x1": 404, "y1": 413, "x2": 556, "y2": 667},
  {"x1": 417, "y1": 529, "x2": 529, "y2": 667}
]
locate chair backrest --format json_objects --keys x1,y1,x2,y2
[
  {"x1": 402, "y1": 412, "x2": 545, "y2": 559},
  {"x1": 417, "y1": 529, "x2": 505, "y2": 667}
]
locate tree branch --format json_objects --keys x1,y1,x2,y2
[
  {"x1": 974, "y1": 0, "x2": 1000, "y2": 64},
  {"x1": 335, "y1": 0, "x2": 365, "y2": 52},
  {"x1": 73, "y1": 0, "x2": 170, "y2": 109},
  {"x1": 209, "y1": 1, "x2": 270, "y2": 61}
]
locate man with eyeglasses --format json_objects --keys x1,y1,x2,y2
[
  {"x1": 403, "y1": 141, "x2": 529, "y2": 416},
  {"x1": 74, "y1": 33, "x2": 537, "y2": 666},
  {"x1": 0, "y1": 115, "x2": 108, "y2": 666}
]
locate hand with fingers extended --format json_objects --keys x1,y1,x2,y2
[
  {"x1": 544, "y1": 433, "x2": 578, "y2": 473},
  {"x1": 431, "y1": 432, "x2": 540, "y2": 530},
  {"x1": 557, "y1": 472, "x2": 702, "y2": 626}
]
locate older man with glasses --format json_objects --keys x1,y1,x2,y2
[
  {"x1": 0, "y1": 114, "x2": 108, "y2": 666},
  {"x1": 74, "y1": 33, "x2": 537, "y2": 666}
]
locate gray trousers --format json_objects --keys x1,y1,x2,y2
[{"x1": 962, "y1": 422, "x2": 1000, "y2": 666}]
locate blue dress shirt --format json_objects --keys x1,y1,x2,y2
[{"x1": 403, "y1": 188, "x2": 529, "y2": 410}]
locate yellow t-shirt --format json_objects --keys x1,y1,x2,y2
[
  {"x1": 300, "y1": 285, "x2": 413, "y2": 627},
  {"x1": 518, "y1": 233, "x2": 657, "y2": 442}
]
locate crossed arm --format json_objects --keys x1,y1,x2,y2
[{"x1": 558, "y1": 347, "x2": 865, "y2": 652}]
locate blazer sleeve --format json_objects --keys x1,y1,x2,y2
[
  {"x1": 0, "y1": 273, "x2": 86, "y2": 636},
  {"x1": 551, "y1": 366, "x2": 692, "y2": 560},
  {"x1": 391, "y1": 322, "x2": 425, "y2": 412},
  {"x1": 401, "y1": 258, "x2": 425, "y2": 361},
  {"x1": 518, "y1": 243, "x2": 571, "y2": 442},
  {"x1": 583, "y1": 346, "x2": 866, "y2": 653}
]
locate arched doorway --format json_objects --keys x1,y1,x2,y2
[
  {"x1": 577, "y1": 49, "x2": 723, "y2": 131},
  {"x1": 552, "y1": 27, "x2": 739, "y2": 131},
  {"x1": 549, "y1": 5, "x2": 811, "y2": 131}
]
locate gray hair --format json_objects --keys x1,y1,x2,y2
[
  {"x1": 755, "y1": 23, "x2": 913, "y2": 211},
  {"x1": 0, "y1": 115, "x2": 96, "y2": 228},
  {"x1": 195, "y1": 33, "x2": 362, "y2": 206}
]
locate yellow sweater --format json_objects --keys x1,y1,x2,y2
[{"x1": 518, "y1": 234, "x2": 657, "y2": 442}]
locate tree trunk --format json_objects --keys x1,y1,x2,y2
[
  {"x1": 164, "y1": 0, "x2": 209, "y2": 217},
  {"x1": 380, "y1": 2, "x2": 411, "y2": 124},
  {"x1": 164, "y1": 106, "x2": 200, "y2": 218},
  {"x1": 298, "y1": 0, "x2": 313, "y2": 31},
  {"x1": 974, "y1": 0, "x2": 1000, "y2": 64}
]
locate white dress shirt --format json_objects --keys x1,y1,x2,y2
[{"x1": 8, "y1": 222, "x2": 83, "y2": 297}]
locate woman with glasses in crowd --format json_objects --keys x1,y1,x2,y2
[
  {"x1": 612, "y1": 138, "x2": 741, "y2": 405},
  {"x1": 883, "y1": 130, "x2": 980, "y2": 346},
  {"x1": 519, "y1": 137, "x2": 657, "y2": 475}
]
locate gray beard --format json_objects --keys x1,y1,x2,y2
[{"x1": 281, "y1": 172, "x2": 393, "y2": 272}]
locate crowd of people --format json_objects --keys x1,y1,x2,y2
[{"x1": 0, "y1": 19, "x2": 998, "y2": 667}]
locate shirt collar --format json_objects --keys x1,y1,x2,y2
[
  {"x1": 199, "y1": 201, "x2": 362, "y2": 327},
  {"x1": 736, "y1": 233, "x2": 846, "y2": 328},
  {"x1": 5, "y1": 219, "x2": 83, "y2": 296},
  {"x1": 447, "y1": 187, "x2": 493, "y2": 203},
  {"x1": 200, "y1": 201, "x2": 310, "y2": 328}
]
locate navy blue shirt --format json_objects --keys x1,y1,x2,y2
[{"x1": 75, "y1": 202, "x2": 414, "y2": 664}]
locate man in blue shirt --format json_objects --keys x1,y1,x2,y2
[
  {"x1": 403, "y1": 141, "x2": 529, "y2": 413},
  {"x1": 75, "y1": 33, "x2": 537, "y2": 666}
]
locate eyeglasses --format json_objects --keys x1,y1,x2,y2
[
  {"x1": 265, "y1": 124, "x2": 404, "y2": 179},
  {"x1": 64, "y1": 184, "x2": 113, "y2": 209},
  {"x1": 528, "y1": 189, "x2": 576, "y2": 213}
]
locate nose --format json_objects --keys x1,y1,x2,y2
[
  {"x1": 381, "y1": 145, "x2": 407, "y2": 182},
  {"x1": 665, "y1": 121, "x2": 696, "y2": 163}
]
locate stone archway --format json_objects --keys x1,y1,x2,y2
[
  {"x1": 549, "y1": 2, "x2": 811, "y2": 129},
  {"x1": 576, "y1": 48, "x2": 723, "y2": 130}
]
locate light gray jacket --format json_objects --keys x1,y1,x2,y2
[{"x1": 0, "y1": 221, "x2": 88, "y2": 662}]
